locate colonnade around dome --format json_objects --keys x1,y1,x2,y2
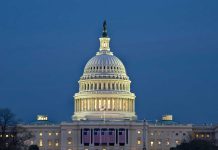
[{"x1": 74, "y1": 98, "x2": 135, "y2": 112}]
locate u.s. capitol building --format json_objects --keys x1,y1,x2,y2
[{"x1": 23, "y1": 22, "x2": 218, "y2": 150}]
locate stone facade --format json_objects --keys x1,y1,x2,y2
[{"x1": 22, "y1": 22, "x2": 218, "y2": 150}]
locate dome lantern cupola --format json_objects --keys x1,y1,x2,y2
[{"x1": 99, "y1": 20, "x2": 111, "y2": 53}]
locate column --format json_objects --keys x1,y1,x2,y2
[
  {"x1": 121, "y1": 99, "x2": 123, "y2": 111},
  {"x1": 127, "y1": 98, "x2": 130, "y2": 112},
  {"x1": 86, "y1": 99, "x2": 88, "y2": 111},
  {"x1": 133, "y1": 99, "x2": 135, "y2": 112}
]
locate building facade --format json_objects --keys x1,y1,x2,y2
[{"x1": 23, "y1": 22, "x2": 218, "y2": 150}]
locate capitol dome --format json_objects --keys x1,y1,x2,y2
[
  {"x1": 82, "y1": 52, "x2": 128, "y2": 80},
  {"x1": 72, "y1": 21, "x2": 137, "y2": 121}
]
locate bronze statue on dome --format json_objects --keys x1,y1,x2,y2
[{"x1": 102, "y1": 20, "x2": 108, "y2": 37}]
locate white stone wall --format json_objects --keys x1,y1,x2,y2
[
  {"x1": 23, "y1": 122, "x2": 218, "y2": 150},
  {"x1": 146, "y1": 124, "x2": 192, "y2": 150},
  {"x1": 24, "y1": 125, "x2": 61, "y2": 150}
]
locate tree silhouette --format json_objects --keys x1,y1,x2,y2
[
  {"x1": 28, "y1": 145, "x2": 39, "y2": 150},
  {"x1": 170, "y1": 139, "x2": 218, "y2": 150},
  {"x1": 0, "y1": 108, "x2": 32, "y2": 150}
]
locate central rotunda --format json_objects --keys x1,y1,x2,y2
[{"x1": 73, "y1": 21, "x2": 137, "y2": 121}]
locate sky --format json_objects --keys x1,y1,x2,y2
[{"x1": 0, "y1": 0, "x2": 218, "y2": 124}]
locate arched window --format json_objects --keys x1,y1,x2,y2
[
  {"x1": 112, "y1": 83, "x2": 115, "y2": 89},
  {"x1": 95, "y1": 83, "x2": 97, "y2": 90},
  {"x1": 120, "y1": 84, "x2": 122, "y2": 90},
  {"x1": 108, "y1": 83, "x2": 111, "y2": 90},
  {"x1": 99, "y1": 83, "x2": 101, "y2": 90},
  {"x1": 87, "y1": 84, "x2": 89, "y2": 90},
  {"x1": 103, "y1": 83, "x2": 106, "y2": 90},
  {"x1": 84, "y1": 84, "x2": 86, "y2": 90}
]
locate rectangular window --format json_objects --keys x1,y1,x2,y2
[
  {"x1": 55, "y1": 140, "x2": 59, "y2": 147},
  {"x1": 48, "y1": 140, "x2": 52, "y2": 146},
  {"x1": 39, "y1": 139, "x2": 43, "y2": 147}
]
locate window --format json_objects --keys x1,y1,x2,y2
[
  {"x1": 207, "y1": 134, "x2": 210, "y2": 138},
  {"x1": 158, "y1": 141, "x2": 161, "y2": 145},
  {"x1": 39, "y1": 139, "x2": 43, "y2": 147},
  {"x1": 55, "y1": 140, "x2": 59, "y2": 146},
  {"x1": 150, "y1": 132, "x2": 154, "y2": 136},
  {"x1": 39, "y1": 132, "x2": 43, "y2": 136},
  {"x1": 56, "y1": 132, "x2": 59, "y2": 136},
  {"x1": 108, "y1": 83, "x2": 110, "y2": 90},
  {"x1": 166, "y1": 141, "x2": 170, "y2": 145},
  {"x1": 48, "y1": 132, "x2": 52, "y2": 136},
  {"x1": 112, "y1": 83, "x2": 114, "y2": 89},
  {"x1": 68, "y1": 131, "x2": 72, "y2": 134},
  {"x1": 137, "y1": 140, "x2": 141, "y2": 145},
  {"x1": 137, "y1": 130, "x2": 141, "y2": 134},
  {"x1": 68, "y1": 141, "x2": 72, "y2": 145},
  {"x1": 176, "y1": 140, "x2": 180, "y2": 145},
  {"x1": 99, "y1": 83, "x2": 101, "y2": 90},
  {"x1": 48, "y1": 140, "x2": 52, "y2": 146},
  {"x1": 150, "y1": 141, "x2": 154, "y2": 147},
  {"x1": 68, "y1": 137, "x2": 72, "y2": 145}
]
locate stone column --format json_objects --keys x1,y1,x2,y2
[{"x1": 133, "y1": 99, "x2": 135, "y2": 112}]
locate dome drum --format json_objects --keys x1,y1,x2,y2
[{"x1": 78, "y1": 79, "x2": 131, "y2": 92}]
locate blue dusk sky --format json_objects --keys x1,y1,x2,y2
[{"x1": 0, "y1": 0, "x2": 218, "y2": 124}]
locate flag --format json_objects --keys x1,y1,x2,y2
[
  {"x1": 83, "y1": 128, "x2": 90, "y2": 144},
  {"x1": 101, "y1": 128, "x2": 108, "y2": 144},
  {"x1": 94, "y1": 128, "x2": 100, "y2": 144},
  {"x1": 108, "y1": 128, "x2": 115, "y2": 144},
  {"x1": 119, "y1": 129, "x2": 125, "y2": 144}
]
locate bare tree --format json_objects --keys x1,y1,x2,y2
[{"x1": 0, "y1": 108, "x2": 32, "y2": 150}]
